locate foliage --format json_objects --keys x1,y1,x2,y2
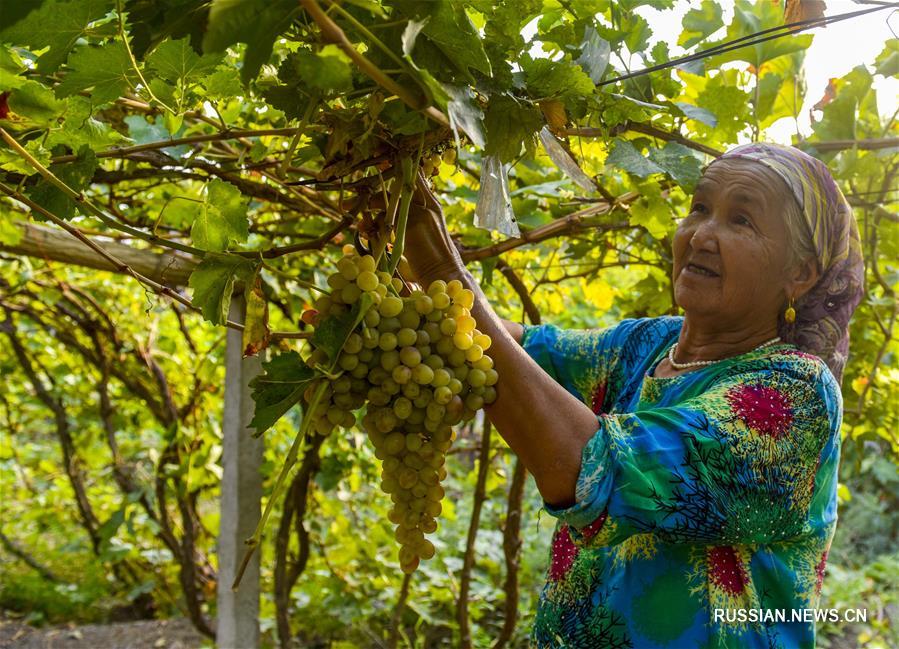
[{"x1": 0, "y1": 1, "x2": 896, "y2": 647}]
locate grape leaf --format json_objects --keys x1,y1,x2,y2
[
  {"x1": 523, "y1": 58, "x2": 594, "y2": 101},
  {"x1": 312, "y1": 293, "x2": 374, "y2": 366},
  {"x1": 248, "y1": 351, "x2": 315, "y2": 435},
  {"x1": 0, "y1": 140, "x2": 52, "y2": 176},
  {"x1": 672, "y1": 101, "x2": 718, "y2": 127},
  {"x1": 200, "y1": 67, "x2": 244, "y2": 100},
  {"x1": 27, "y1": 146, "x2": 98, "y2": 221},
  {"x1": 647, "y1": 142, "x2": 703, "y2": 191},
  {"x1": 202, "y1": 0, "x2": 300, "y2": 85},
  {"x1": 0, "y1": 0, "x2": 114, "y2": 74},
  {"x1": 47, "y1": 97, "x2": 128, "y2": 151},
  {"x1": 606, "y1": 139, "x2": 664, "y2": 178},
  {"x1": 146, "y1": 37, "x2": 221, "y2": 86},
  {"x1": 6, "y1": 81, "x2": 66, "y2": 129},
  {"x1": 0, "y1": 46, "x2": 27, "y2": 90},
  {"x1": 290, "y1": 46, "x2": 354, "y2": 94},
  {"x1": 678, "y1": 0, "x2": 723, "y2": 49},
  {"x1": 0, "y1": 213, "x2": 24, "y2": 246},
  {"x1": 188, "y1": 253, "x2": 255, "y2": 325},
  {"x1": 190, "y1": 180, "x2": 250, "y2": 252},
  {"x1": 55, "y1": 43, "x2": 140, "y2": 106},
  {"x1": 484, "y1": 94, "x2": 544, "y2": 163},
  {"x1": 395, "y1": 0, "x2": 492, "y2": 80}
]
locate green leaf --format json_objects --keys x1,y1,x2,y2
[
  {"x1": 291, "y1": 46, "x2": 353, "y2": 94},
  {"x1": 200, "y1": 67, "x2": 244, "y2": 101},
  {"x1": 248, "y1": 351, "x2": 315, "y2": 434},
  {"x1": 811, "y1": 66, "x2": 873, "y2": 142},
  {"x1": 606, "y1": 139, "x2": 663, "y2": 178},
  {"x1": 312, "y1": 293, "x2": 374, "y2": 366},
  {"x1": 202, "y1": 0, "x2": 300, "y2": 85},
  {"x1": 396, "y1": 0, "x2": 491, "y2": 80},
  {"x1": 27, "y1": 146, "x2": 98, "y2": 221},
  {"x1": 524, "y1": 57, "x2": 594, "y2": 101},
  {"x1": 188, "y1": 253, "x2": 255, "y2": 325},
  {"x1": 46, "y1": 96, "x2": 128, "y2": 151},
  {"x1": 0, "y1": 46, "x2": 27, "y2": 90},
  {"x1": 678, "y1": 0, "x2": 723, "y2": 49},
  {"x1": 874, "y1": 39, "x2": 898, "y2": 78},
  {"x1": 708, "y1": 0, "x2": 811, "y2": 69},
  {"x1": 0, "y1": 0, "x2": 114, "y2": 73},
  {"x1": 55, "y1": 43, "x2": 140, "y2": 106},
  {"x1": 190, "y1": 180, "x2": 250, "y2": 252},
  {"x1": 0, "y1": 140, "x2": 52, "y2": 176},
  {"x1": 146, "y1": 37, "x2": 221, "y2": 86},
  {"x1": 628, "y1": 183, "x2": 671, "y2": 239},
  {"x1": 6, "y1": 81, "x2": 66, "y2": 129},
  {"x1": 672, "y1": 101, "x2": 717, "y2": 127},
  {"x1": 647, "y1": 142, "x2": 702, "y2": 191},
  {"x1": 484, "y1": 94, "x2": 543, "y2": 163},
  {"x1": 0, "y1": 214, "x2": 24, "y2": 246}
]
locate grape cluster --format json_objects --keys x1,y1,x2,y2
[{"x1": 302, "y1": 246, "x2": 496, "y2": 572}]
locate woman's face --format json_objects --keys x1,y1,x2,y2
[{"x1": 672, "y1": 158, "x2": 799, "y2": 330}]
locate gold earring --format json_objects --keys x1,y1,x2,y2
[{"x1": 785, "y1": 297, "x2": 796, "y2": 324}]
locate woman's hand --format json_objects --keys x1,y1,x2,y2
[{"x1": 400, "y1": 171, "x2": 465, "y2": 284}]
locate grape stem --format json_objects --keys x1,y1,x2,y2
[
  {"x1": 232, "y1": 378, "x2": 329, "y2": 591},
  {"x1": 387, "y1": 151, "x2": 420, "y2": 277}
]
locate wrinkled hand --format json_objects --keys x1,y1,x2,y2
[{"x1": 399, "y1": 171, "x2": 464, "y2": 284}]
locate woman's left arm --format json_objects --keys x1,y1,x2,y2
[{"x1": 400, "y1": 175, "x2": 599, "y2": 507}]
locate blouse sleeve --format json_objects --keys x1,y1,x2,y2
[
  {"x1": 521, "y1": 318, "x2": 675, "y2": 413},
  {"x1": 544, "y1": 360, "x2": 842, "y2": 547}
]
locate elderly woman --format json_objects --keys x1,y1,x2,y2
[{"x1": 402, "y1": 142, "x2": 863, "y2": 648}]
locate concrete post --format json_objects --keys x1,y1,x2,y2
[{"x1": 217, "y1": 296, "x2": 263, "y2": 648}]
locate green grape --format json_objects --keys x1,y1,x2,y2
[
  {"x1": 356, "y1": 270, "x2": 379, "y2": 292},
  {"x1": 392, "y1": 365, "x2": 412, "y2": 385},
  {"x1": 415, "y1": 295, "x2": 434, "y2": 315},
  {"x1": 398, "y1": 309, "x2": 420, "y2": 329},
  {"x1": 337, "y1": 256, "x2": 358, "y2": 280},
  {"x1": 339, "y1": 353, "x2": 360, "y2": 370},
  {"x1": 427, "y1": 280, "x2": 446, "y2": 296},
  {"x1": 343, "y1": 333, "x2": 363, "y2": 354},
  {"x1": 439, "y1": 317, "x2": 457, "y2": 337},
  {"x1": 446, "y1": 279, "x2": 463, "y2": 297},
  {"x1": 393, "y1": 397, "x2": 412, "y2": 419},
  {"x1": 380, "y1": 350, "x2": 400, "y2": 371},
  {"x1": 432, "y1": 292, "x2": 451, "y2": 310},
  {"x1": 341, "y1": 283, "x2": 362, "y2": 304},
  {"x1": 378, "y1": 332, "x2": 398, "y2": 351},
  {"x1": 467, "y1": 368, "x2": 486, "y2": 388},
  {"x1": 399, "y1": 346, "x2": 421, "y2": 368},
  {"x1": 411, "y1": 364, "x2": 434, "y2": 385},
  {"x1": 397, "y1": 328, "x2": 417, "y2": 347},
  {"x1": 379, "y1": 317, "x2": 401, "y2": 333},
  {"x1": 357, "y1": 255, "x2": 376, "y2": 273},
  {"x1": 456, "y1": 289, "x2": 475, "y2": 309},
  {"x1": 453, "y1": 332, "x2": 473, "y2": 350},
  {"x1": 434, "y1": 386, "x2": 453, "y2": 405}
]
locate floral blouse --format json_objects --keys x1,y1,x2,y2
[{"x1": 521, "y1": 316, "x2": 842, "y2": 649}]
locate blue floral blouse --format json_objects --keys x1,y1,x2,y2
[{"x1": 521, "y1": 316, "x2": 842, "y2": 648}]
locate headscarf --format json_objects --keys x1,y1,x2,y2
[{"x1": 710, "y1": 142, "x2": 864, "y2": 384}]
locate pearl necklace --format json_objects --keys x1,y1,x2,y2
[{"x1": 667, "y1": 336, "x2": 782, "y2": 370}]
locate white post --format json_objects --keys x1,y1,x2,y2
[{"x1": 217, "y1": 296, "x2": 263, "y2": 649}]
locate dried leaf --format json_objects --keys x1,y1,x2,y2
[
  {"x1": 243, "y1": 279, "x2": 270, "y2": 357},
  {"x1": 539, "y1": 99, "x2": 568, "y2": 133},
  {"x1": 784, "y1": 0, "x2": 826, "y2": 31}
]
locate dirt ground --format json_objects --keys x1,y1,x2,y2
[{"x1": 0, "y1": 617, "x2": 206, "y2": 649}]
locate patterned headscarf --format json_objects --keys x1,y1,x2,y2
[{"x1": 711, "y1": 142, "x2": 864, "y2": 384}]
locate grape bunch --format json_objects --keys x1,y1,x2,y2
[{"x1": 301, "y1": 246, "x2": 496, "y2": 572}]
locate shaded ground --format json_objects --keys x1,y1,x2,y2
[{"x1": 0, "y1": 617, "x2": 205, "y2": 649}]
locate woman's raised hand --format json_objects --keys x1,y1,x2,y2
[{"x1": 401, "y1": 171, "x2": 465, "y2": 284}]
